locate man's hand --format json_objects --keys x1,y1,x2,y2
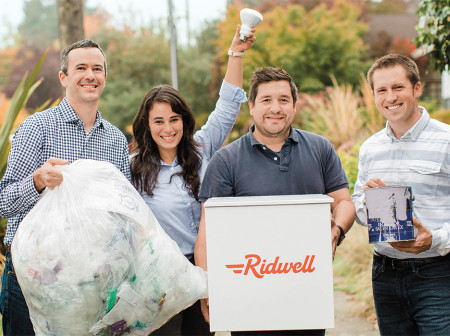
[
  {"x1": 390, "y1": 218, "x2": 432, "y2": 254},
  {"x1": 200, "y1": 298, "x2": 210, "y2": 323},
  {"x1": 33, "y1": 158, "x2": 68, "y2": 192},
  {"x1": 331, "y1": 218, "x2": 341, "y2": 260},
  {"x1": 364, "y1": 178, "x2": 386, "y2": 189}
]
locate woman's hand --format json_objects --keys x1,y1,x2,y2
[{"x1": 229, "y1": 25, "x2": 256, "y2": 53}]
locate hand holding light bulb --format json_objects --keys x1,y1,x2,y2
[
  {"x1": 239, "y1": 8, "x2": 263, "y2": 42},
  {"x1": 228, "y1": 24, "x2": 256, "y2": 58}
]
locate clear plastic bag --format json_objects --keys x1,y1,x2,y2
[{"x1": 11, "y1": 159, "x2": 208, "y2": 335}]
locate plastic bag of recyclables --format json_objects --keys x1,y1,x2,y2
[{"x1": 11, "y1": 159, "x2": 208, "y2": 335}]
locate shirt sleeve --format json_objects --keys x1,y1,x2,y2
[
  {"x1": 119, "y1": 140, "x2": 131, "y2": 182},
  {"x1": 430, "y1": 145, "x2": 450, "y2": 255},
  {"x1": 351, "y1": 144, "x2": 368, "y2": 226},
  {"x1": 194, "y1": 80, "x2": 247, "y2": 160},
  {"x1": 430, "y1": 223, "x2": 450, "y2": 256},
  {"x1": 0, "y1": 118, "x2": 42, "y2": 218},
  {"x1": 199, "y1": 151, "x2": 234, "y2": 202}
]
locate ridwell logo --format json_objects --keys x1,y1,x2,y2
[{"x1": 226, "y1": 254, "x2": 316, "y2": 279}]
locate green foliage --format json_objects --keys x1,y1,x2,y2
[
  {"x1": 96, "y1": 22, "x2": 218, "y2": 131},
  {"x1": 94, "y1": 26, "x2": 171, "y2": 130},
  {"x1": 18, "y1": 0, "x2": 58, "y2": 45},
  {"x1": 416, "y1": 0, "x2": 450, "y2": 73},
  {"x1": 334, "y1": 224, "x2": 375, "y2": 319},
  {"x1": 0, "y1": 50, "x2": 48, "y2": 260},
  {"x1": 302, "y1": 76, "x2": 364, "y2": 149},
  {"x1": 337, "y1": 143, "x2": 361, "y2": 195},
  {"x1": 420, "y1": 98, "x2": 450, "y2": 124},
  {"x1": 217, "y1": 1, "x2": 368, "y2": 93}
]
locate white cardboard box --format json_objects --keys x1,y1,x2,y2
[{"x1": 204, "y1": 194, "x2": 335, "y2": 332}]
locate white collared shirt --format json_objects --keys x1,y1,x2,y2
[{"x1": 352, "y1": 107, "x2": 450, "y2": 258}]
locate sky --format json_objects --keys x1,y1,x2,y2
[{"x1": 0, "y1": 0, "x2": 229, "y2": 47}]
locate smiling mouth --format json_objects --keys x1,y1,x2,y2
[
  {"x1": 386, "y1": 104, "x2": 401, "y2": 110},
  {"x1": 266, "y1": 116, "x2": 284, "y2": 120},
  {"x1": 81, "y1": 84, "x2": 97, "y2": 88},
  {"x1": 161, "y1": 135, "x2": 176, "y2": 140}
]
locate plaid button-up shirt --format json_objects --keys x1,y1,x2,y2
[{"x1": 0, "y1": 98, "x2": 131, "y2": 246}]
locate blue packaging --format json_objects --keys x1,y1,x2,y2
[{"x1": 364, "y1": 186, "x2": 414, "y2": 243}]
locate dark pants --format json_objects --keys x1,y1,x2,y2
[
  {"x1": 232, "y1": 330, "x2": 325, "y2": 336},
  {"x1": 372, "y1": 253, "x2": 450, "y2": 336},
  {"x1": 152, "y1": 257, "x2": 211, "y2": 335},
  {"x1": 152, "y1": 300, "x2": 211, "y2": 335},
  {"x1": 0, "y1": 251, "x2": 35, "y2": 336}
]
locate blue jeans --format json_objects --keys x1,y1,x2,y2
[
  {"x1": 372, "y1": 254, "x2": 450, "y2": 336},
  {"x1": 0, "y1": 251, "x2": 35, "y2": 336}
]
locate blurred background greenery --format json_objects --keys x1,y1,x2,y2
[{"x1": 0, "y1": 0, "x2": 449, "y2": 331}]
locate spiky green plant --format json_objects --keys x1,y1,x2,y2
[
  {"x1": 0, "y1": 49, "x2": 49, "y2": 178},
  {"x1": 0, "y1": 50, "x2": 50, "y2": 302}
]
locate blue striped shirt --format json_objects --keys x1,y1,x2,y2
[
  {"x1": 0, "y1": 98, "x2": 131, "y2": 246},
  {"x1": 352, "y1": 107, "x2": 450, "y2": 258},
  {"x1": 137, "y1": 81, "x2": 247, "y2": 258}
]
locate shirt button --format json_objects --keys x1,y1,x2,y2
[
  {"x1": 274, "y1": 157, "x2": 278, "y2": 161},
  {"x1": 187, "y1": 202, "x2": 191, "y2": 206},
  {"x1": 263, "y1": 147, "x2": 266, "y2": 150},
  {"x1": 191, "y1": 222, "x2": 195, "y2": 227}
]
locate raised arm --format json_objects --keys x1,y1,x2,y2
[
  {"x1": 194, "y1": 26, "x2": 256, "y2": 157},
  {"x1": 224, "y1": 25, "x2": 256, "y2": 88}
]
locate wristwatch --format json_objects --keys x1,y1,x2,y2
[
  {"x1": 228, "y1": 49, "x2": 245, "y2": 57},
  {"x1": 337, "y1": 225, "x2": 346, "y2": 246}
]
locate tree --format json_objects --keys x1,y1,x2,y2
[
  {"x1": 416, "y1": 0, "x2": 450, "y2": 73},
  {"x1": 93, "y1": 24, "x2": 172, "y2": 130},
  {"x1": 217, "y1": 1, "x2": 368, "y2": 93},
  {"x1": 18, "y1": 0, "x2": 58, "y2": 45},
  {"x1": 58, "y1": 0, "x2": 85, "y2": 47},
  {"x1": 93, "y1": 17, "x2": 219, "y2": 131}
]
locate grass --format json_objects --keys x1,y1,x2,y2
[
  {"x1": 333, "y1": 223, "x2": 376, "y2": 321},
  {"x1": 302, "y1": 76, "x2": 365, "y2": 150}
]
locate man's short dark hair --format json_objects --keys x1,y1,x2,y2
[
  {"x1": 248, "y1": 67, "x2": 298, "y2": 105},
  {"x1": 60, "y1": 39, "x2": 107, "y2": 76},
  {"x1": 367, "y1": 54, "x2": 420, "y2": 90}
]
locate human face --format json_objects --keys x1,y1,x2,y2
[
  {"x1": 372, "y1": 65, "x2": 421, "y2": 138},
  {"x1": 59, "y1": 47, "x2": 106, "y2": 107},
  {"x1": 249, "y1": 80, "x2": 296, "y2": 141},
  {"x1": 148, "y1": 102, "x2": 183, "y2": 164}
]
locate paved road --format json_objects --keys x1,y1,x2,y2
[
  {"x1": 214, "y1": 290, "x2": 379, "y2": 336},
  {"x1": 326, "y1": 290, "x2": 379, "y2": 336}
]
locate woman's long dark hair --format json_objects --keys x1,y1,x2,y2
[{"x1": 131, "y1": 85, "x2": 202, "y2": 200}]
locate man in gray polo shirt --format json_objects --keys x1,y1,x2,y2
[{"x1": 194, "y1": 67, "x2": 355, "y2": 336}]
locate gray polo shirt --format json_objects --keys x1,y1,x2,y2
[{"x1": 199, "y1": 126, "x2": 349, "y2": 201}]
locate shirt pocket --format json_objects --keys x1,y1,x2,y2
[{"x1": 409, "y1": 161, "x2": 441, "y2": 197}]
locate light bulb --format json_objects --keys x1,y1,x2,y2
[{"x1": 240, "y1": 8, "x2": 263, "y2": 42}]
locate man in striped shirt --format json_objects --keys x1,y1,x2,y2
[{"x1": 352, "y1": 54, "x2": 450, "y2": 335}]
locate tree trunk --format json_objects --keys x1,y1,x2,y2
[{"x1": 58, "y1": 0, "x2": 85, "y2": 49}]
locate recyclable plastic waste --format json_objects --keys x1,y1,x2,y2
[{"x1": 11, "y1": 159, "x2": 208, "y2": 335}]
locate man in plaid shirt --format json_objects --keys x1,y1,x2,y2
[{"x1": 0, "y1": 39, "x2": 131, "y2": 335}]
